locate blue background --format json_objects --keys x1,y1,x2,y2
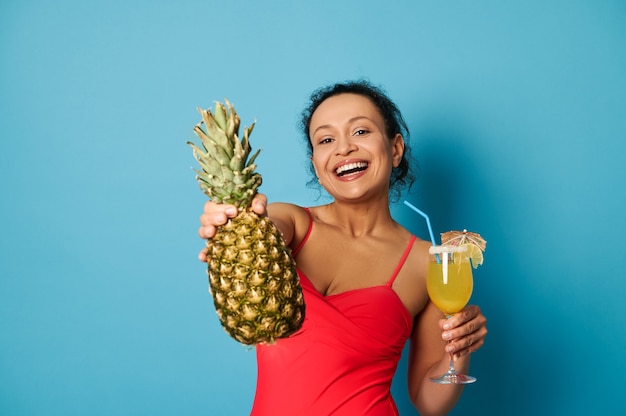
[{"x1": 2, "y1": 1, "x2": 625, "y2": 415}]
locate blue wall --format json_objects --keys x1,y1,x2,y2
[{"x1": 1, "y1": 1, "x2": 625, "y2": 415}]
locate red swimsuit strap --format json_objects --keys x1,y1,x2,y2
[
  {"x1": 386, "y1": 235, "x2": 417, "y2": 286},
  {"x1": 292, "y1": 207, "x2": 313, "y2": 257}
]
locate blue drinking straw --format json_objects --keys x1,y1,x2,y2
[{"x1": 403, "y1": 200, "x2": 440, "y2": 263}]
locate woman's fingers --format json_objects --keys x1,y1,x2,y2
[
  {"x1": 251, "y1": 193, "x2": 267, "y2": 215},
  {"x1": 198, "y1": 202, "x2": 238, "y2": 239},
  {"x1": 446, "y1": 325, "x2": 487, "y2": 359},
  {"x1": 196, "y1": 194, "x2": 268, "y2": 262},
  {"x1": 441, "y1": 305, "x2": 488, "y2": 358},
  {"x1": 198, "y1": 247, "x2": 209, "y2": 262},
  {"x1": 198, "y1": 223, "x2": 217, "y2": 239}
]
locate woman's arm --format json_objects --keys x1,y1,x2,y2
[
  {"x1": 408, "y1": 301, "x2": 487, "y2": 416},
  {"x1": 265, "y1": 202, "x2": 310, "y2": 250}
]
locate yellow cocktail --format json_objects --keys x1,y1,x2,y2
[
  {"x1": 427, "y1": 244, "x2": 476, "y2": 384},
  {"x1": 427, "y1": 260, "x2": 473, "y2": 315},
  {"x1": 400, "y1": 201, "x2": 487, "y2": 384}
]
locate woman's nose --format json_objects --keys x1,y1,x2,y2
[{"x1": 335, "y1": 136, "x2": 357, "y2": 155}]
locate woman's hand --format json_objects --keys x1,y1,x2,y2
[
  {"x1": 197, "y1": 194, "x2": 268, "y2": 262},
  {"x1": 439, "y1": 305, "x2": 487, "y2": 360}
]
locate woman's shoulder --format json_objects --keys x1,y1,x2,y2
[
  {"x1": 403, "y1": 234, "x2": 432, "y2": 276},
  {"x1": 410, "y1": 236, "x2": 433, "y2": 252},
  {"x1": 270, "y1": 202, "x2": 335, "y2": 222},
  {"x1": 391, "y1": 221, "x2": 431, "y2": 253},
  {"x1": 267, "y1": 202, "x2": 310, "y2": 221},
  {"x1": 267, "y1": 202, "x2": 313, "y2": 247}
]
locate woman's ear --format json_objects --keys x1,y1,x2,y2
[
  {"x1": 312, "y1": 157, "x2": 322, "y2": 184},
  {"x1": 391, "y1": 134, "x2": 405, "y2": 167}
]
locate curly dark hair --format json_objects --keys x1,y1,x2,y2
[{"x1": 298, "y1": 79, "x2": 416, "y2": 201}]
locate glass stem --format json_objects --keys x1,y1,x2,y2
[
  {"x1": 445, "y1": 315, "x2": 455, "y2": 373},
  {"x1": 448, "y1": 348, "x2": 456, "y2": 373}
]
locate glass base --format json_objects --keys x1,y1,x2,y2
[{"x1": 430, "y1": 370, "x2": 476, "y2": 384}]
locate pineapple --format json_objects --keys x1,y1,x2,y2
[{"x1": 187, "y1": 99, "x2": 305, "y2": 345}]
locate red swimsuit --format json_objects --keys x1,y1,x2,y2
[{"x1": 251, "y1": 211, "x2": 416, "y2": 416}]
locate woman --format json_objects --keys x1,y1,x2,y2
[{"x1": 198, "y1": 80, "x2": 487, "y2": 415}]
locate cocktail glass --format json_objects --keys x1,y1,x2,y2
[{"x1": 427, "y1": 245, "x2": 476, "y2": 384}]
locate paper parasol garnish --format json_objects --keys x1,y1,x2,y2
[{"x1": 441, "y1": 229, "x2": 487, "y2": 251}]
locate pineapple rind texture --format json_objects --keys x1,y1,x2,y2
[
  {"x1": 207, "y1": 209, "x2": 305, "y2": 345},
  {"x1": 188, "y1": 100, "x2": 305, "y2": 345}
]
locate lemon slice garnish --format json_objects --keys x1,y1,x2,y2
[{"x1": 460, "y1": 243, "x2": 484, "y2": 269}]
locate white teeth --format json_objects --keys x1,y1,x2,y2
[{"x1": 336, "y1": 162, "x2": 368, "y2": 175}]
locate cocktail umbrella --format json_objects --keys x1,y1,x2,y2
[{"x1": 441, "y1": 230, "x2": 487, "y2": 251}]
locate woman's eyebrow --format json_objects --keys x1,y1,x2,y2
[{"x1": 312, "y1": 117, "x2": 374, "y2": 136}]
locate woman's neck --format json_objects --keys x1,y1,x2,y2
[{"x1": 317, "y1": 198, "x2": 396, "y2": 238}]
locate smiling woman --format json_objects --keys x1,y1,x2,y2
[
  {"x1": 299, "y1": 81, "x2": 415, "y2": 202},
  {"x1": 308, "y1": 93, "x2": 405, "y2": 202},
  {"x1": 197, "y1": 80, "x2": 488, "y2": 416},
  {"x1": 2, "y1": 1, "x2": 625, "y2": 415}
]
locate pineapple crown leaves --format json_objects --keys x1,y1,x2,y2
[{"x1": 187, "y1": 99, "x2": 262, "y2": 207}]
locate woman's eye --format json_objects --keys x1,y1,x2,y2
[
  {"x1": 319, "y1": 137, "x2": 333, "y2": 144},
  {"x1": 353, "y1": 129, "x2": 369, "y2": 136}
]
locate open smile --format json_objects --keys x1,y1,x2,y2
[{"x1": 335, "y1": 161, "x2": 369, "y2": 177}]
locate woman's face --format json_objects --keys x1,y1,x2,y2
[{"x1": 309, "y1": 93, "x2": 404, "y2": 202}]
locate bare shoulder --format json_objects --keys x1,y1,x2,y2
[
  {"x1": 267, "y1": 202, "x2": 311, "y2": 248},
  {"x1": 394, "y1": 236, "x2": 433, "y2": 317},
  {"x1": 397, "y1": 227, "x2": 431, "y2": 264},
  {"x1": 267, "y1": 202, "x2": 309, "y2": 224},
  {"x1": 410, "y1": 238, "x2": 432, "y2": 261},
  {"x1": 407, "y1": 237, "x2": 432, "y2": 285}
]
